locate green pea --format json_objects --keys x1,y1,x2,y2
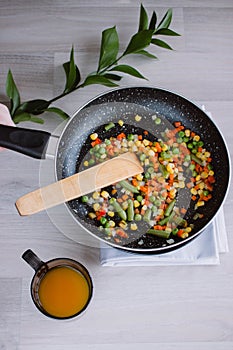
[
  {"x1": 100, "y1": 217, "x2": 107, "y2": 225},
  {"x1": 99, "y1": 147, "x2": 106, "y2": 155},
  {"x1": 137, "y1": 195, "x2": 143, "y2": 202},
  {"x1": 127, "y1": 134, "x2": 134, "y2": 141},
  {"x1": 134, "y1": 213, "x2": 142, "y2": 221},
  {"x1": 81, "y1": 195, "x2": 89, "y2": 203}
]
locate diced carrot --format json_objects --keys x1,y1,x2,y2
[
  {"x1": 91, "y1": 138, "x2": 102, "y2": 147},
  {"x1": 208, "y1": 176, "x2": 215, "y2": 183},
  {"x1": 122, "y1": 194, "x2": 128, "y2": 201},
  {"x1": 191, "y1": 195, "x2": 197, "y2": 201},
  {"x1": 180, "y1": 207, "x2": 187, "y2": 214},
  {"x1": 117, "y1": 133, "x2": 126, "y2": 141},
  {"x1": 143, "y1": 130, "x2": 148, "y2": 135},
  {"x1": 140, "y1": 186, "x2": 148, "y2": 193},
  {"x1": 174, "y1": 121, "x2": 181, "y2": 128},
  {"x1": 177, "y1": 229, "x2": 184, "y2": 237},
  {"x1": 132, "y1": 179, "x2": 138, "y2": 187},
  {"x1": 138, "y1": 135, "x2": 143, "y2": 140}
]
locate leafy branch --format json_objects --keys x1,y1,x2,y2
[{"x1": 5, "y1": 4, "x2": 180, "y2": 124}]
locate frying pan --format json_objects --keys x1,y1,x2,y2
[{"x1": 0, "y1": 87, "x2": 230, "y2": 254}]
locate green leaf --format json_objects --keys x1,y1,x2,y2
[
  {"x1": 102, "y1": 73, "x2": 122, "y2": 81},
  {"x1": 110, "y1": 64, "x2": 147, "y2": 80},
  {"x1": 18, "y1": 99, "x2": 50, "y2": 115},
  {"x1": 45, "y1": 107, "x2": 70, "y2": 120},
  {"x1": 5, "y1": 70, "x2": 21, "y2": 116},
  {"x1": 30, "y1": 116, "x2": 45, "y2": 124},
  {"x1": 123, "y1": 29, "x2": 154, "y2": 56},
  {"x1": 98, "y1": 26, "x2": 119, "y2": 72},
  {"x1": 138, "y1": 4, "x2": 148, "y2": 32},
  {"x1": 151, "y1": 38, "x2": 173, "y2": 50},
  {"x1": 13, "y1": 112, "x2": 31, "y2": 124},
  {"x1": 155, "y1": 28, "x2": 180, "y2": 36},
  {"x1": 63, "y1": 46, "x2": 81, "y2": 93},
  {"x1": 83, "y1": 74, "x2": 119, "y2": 87},
  {"x1": 133, "y1": 49, "x2": 158, "y2": 59},
  {"x1": 157, "y1": 9, "x2": 172, "y2": 30},
  {"x1": 149, "y1": 11, "x2": 157, "y2": 30}
]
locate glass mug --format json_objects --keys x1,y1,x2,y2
[{"x1": 22, "y1": 249, "x2": 93, "y2": 320}]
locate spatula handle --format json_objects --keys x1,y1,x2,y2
[{"x1": 15, "y1": 152, "x2": 143, "y2": 216}]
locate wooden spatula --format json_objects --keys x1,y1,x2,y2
[{"x1": 15, "y1": 152, "x2": 143, "y2": 216}]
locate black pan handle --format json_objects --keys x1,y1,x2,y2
[{"x1": 0, "y1": 124, "x2": 51, "y2": 159}]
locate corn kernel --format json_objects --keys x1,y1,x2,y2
[
  {"x1": 142, "y1": 205, "x2": 147, "y2": 210},
  {"x1": 109, "y1": 220, "x2": 115, "y2": 228},
  {"x1": 90, "y1": 133, "x2": 98, "y2": 141},
  {"x1": 193, "y1": 135, "x2": 200, "y2": 142},
  {"x1": 201, "y1": 171, "x2": 208, "y2": 179},
  {"x1": 135, "y1": 114, "x2": 142, "y2": 122},
  {"x1": 191, "y1": 188, "x2": 197, "y2": 195},
  {"x1": 143, "y1": 139, "x2": 150, "y2": 146},
  {"x1": 88, "y1": 212, "x2": 96, "y2": 219},
  {"x1": 101, "y1": 190, "x2": 109, "y2": 199},
  {"x1": 148, "y1": 150, "x2": 155, "y2": 157},
  {"x1": 144, "y1": 159, "x2": 149, "y2": 166},
  {"x1": 83, "y1": 161, "x2": 89, "y2": 167},
  {"x1": 136, "y1": 174, "x2": 143, "y2": 181},
  {"x1": 162, "y1": 144, "x2": 168, "y2": 151},
  {"x1": 169, "y1": 189, "x2": 176, "y2": 198},
  {"x1": 135, "y1": 140, "x2": 142, "y2": 147},
  {"x1": 133, "y1": 200, "x2": 140, "y2": 208},
  {"x1": 130, "y1": 223, "x2": 138, "y2": 231},
  {"x1": 185, "y1": 129, "x2": 190, "y2": 137},
  {"x1": 196, "y1": 175, "x2": 201, "y2": 182},
  {"x1": 185, "y1": 227, "x2": 192, "y2": 233},
  {"x1": 196, "y1": 200, "x2": 204, "y2": 207},
  {"x1": 199, "y1": 182, "x2": 205, "y2": 189},
  {"x1": 209, "y1": 170, "x2": 214, "y2": 176},
  {"x1": 93, "y1": 203, "x2": 100, "y2": 211},
  {"x1": 119, "y1": 221, "x2": 127, "y2": 229},
  {"x1": 204, "y1": 151, "x2": 210, "y2": 158},
  {"x1": 92, "y1": 191, "x2": 100, "y2": 200},
  {"x1": 118, "y1": 119, "x2": 124, "y2": 126},
  {"x1": 181, "y1": 232, "x2": 189, "y2": 239},
  {"x1": 108, "y1": 211, "x2": 115, "y2": 217},
  {"x1": 167, "y1": 163, "x2": 174, "y2": 173}
]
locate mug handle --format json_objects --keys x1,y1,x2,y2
[{"x1": 22, "y1": 249, "x2": 45, "y2": 271}]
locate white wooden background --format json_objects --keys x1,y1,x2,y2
[{"x1": 0, "y1": 1, "x2": 233, "y2": 349}]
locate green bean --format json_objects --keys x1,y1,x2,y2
[
  {"x1": 146, "y1": 229, "x2": 171, "y2": 239},
  {"x1": 158, "y1": 211, "x2": 175, "y2": 226},
  {"x1": 127, "y1": 199, "x2": 134, "y2": 221},
  {"x1": 109, "y1": 198, "x2": 127, "y2": 221},
  {"x1": 119, "y1": 180, "x2": 139, "y2": 193},
  {"x1": 191, "y1": 154, "x2": 203, "y2": 166},
  {"x1": 159, "y1": 164, "x2": 169, "y2": 178},
  {"x1": 143, "y1": 208, "x2": 152, "y2": 223},
  {"x1": 164, "y1": 199, "x2": 176, "y2": 217},
  {"x1": 104, "y1": 122, "x2": 115, "y2": 131}
]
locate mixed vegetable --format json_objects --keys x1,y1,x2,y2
[{"x1": 78, "y1": 115, "x2": 215, "y2": 246}]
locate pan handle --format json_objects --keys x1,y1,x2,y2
[{"x1": 0, "y1": 124, "x2": 51, "y2": 159}]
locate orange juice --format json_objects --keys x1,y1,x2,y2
[{"x1": 38, "y1": 266, "x2": 90, "y2": 318}]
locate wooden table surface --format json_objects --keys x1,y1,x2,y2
[{"x1": 0, "y1": 1, "x2": 233, "y2": 349}]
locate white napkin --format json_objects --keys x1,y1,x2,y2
[{"x1": 100, "y1": 207, "x2": 228, "y2": 266}]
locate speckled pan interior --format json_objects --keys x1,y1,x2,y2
[{"x1": 56, "y1": 87, "x2": 230, "y2": 253}]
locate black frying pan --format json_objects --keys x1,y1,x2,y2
[{"x1": 0, "y1": 87, "x2": 230, "y2": 254}]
